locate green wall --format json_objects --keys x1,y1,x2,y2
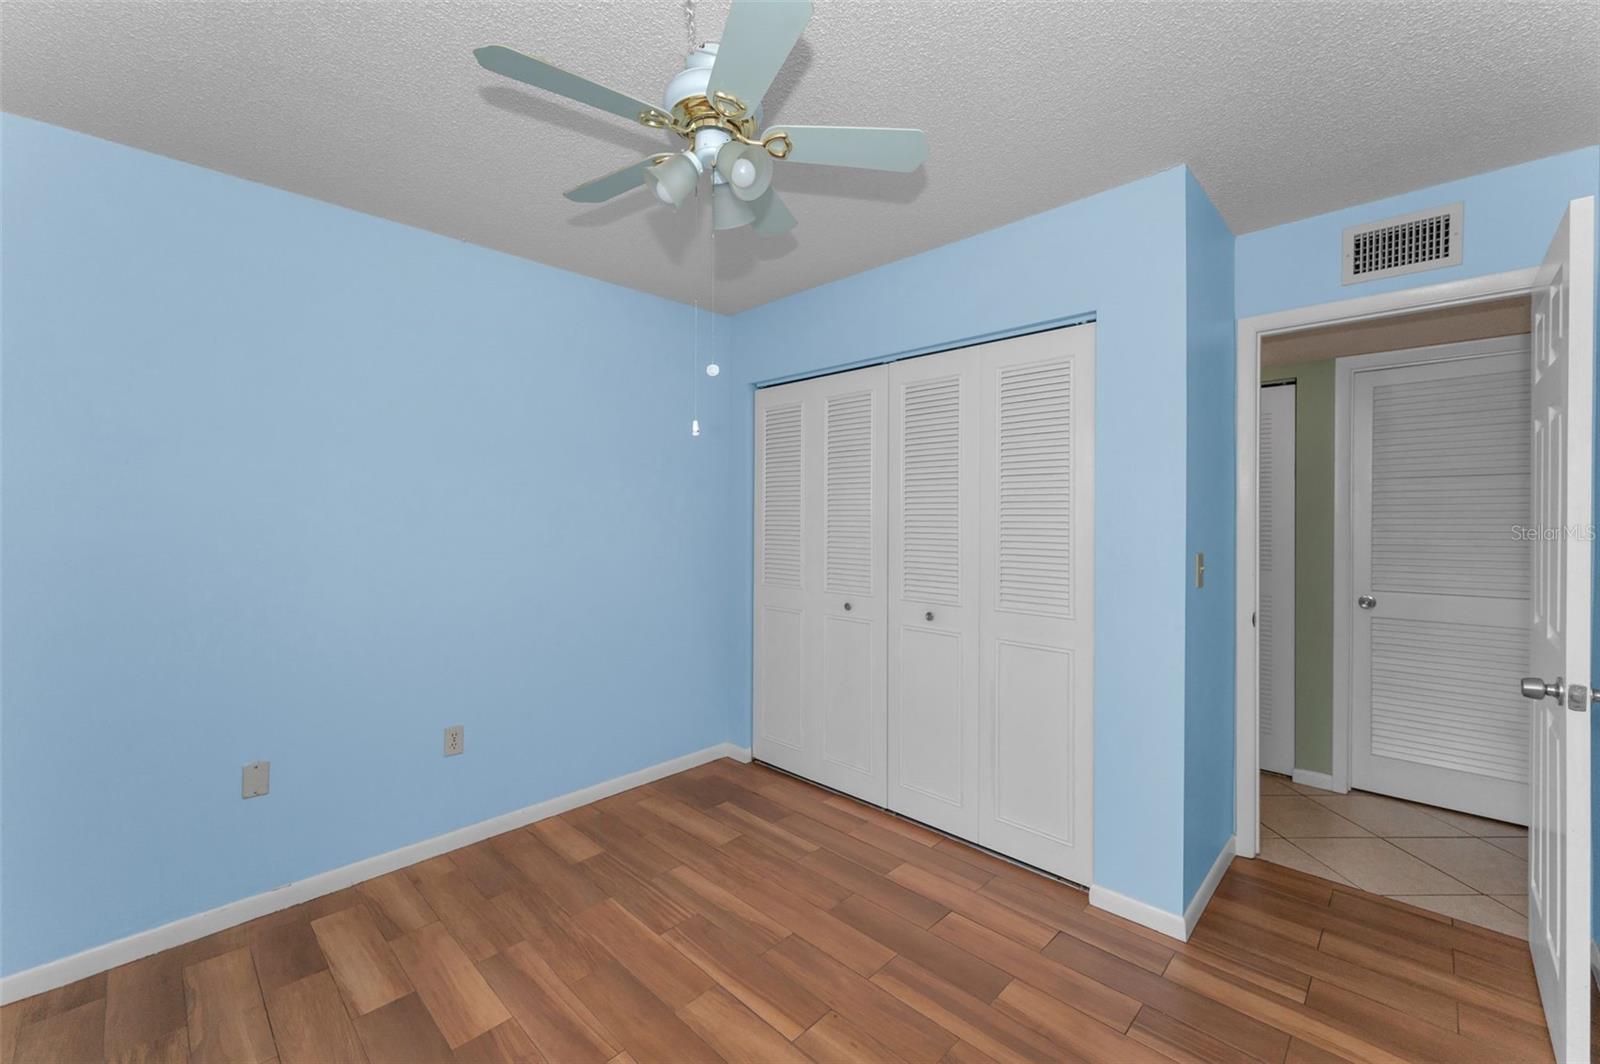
[{"x1": 1262, "y1": 361, "x2": 1335, "y2": 775}]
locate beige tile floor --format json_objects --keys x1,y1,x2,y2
[{"x1": 1258, "y1": 772, "x2": 1528, "y2": 937}]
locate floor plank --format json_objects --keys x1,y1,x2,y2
[
  {"x1": 476, "y1": 942, "x2": 618, "y2": 1064},
  {"x1": 388, "y1": 922, "x2": 511, "y2": 1049},
  {"x1": 310, "y1": 906, "x2": 412, "y2": 1016},
  {"x1": 264, "y1": 971, "x2": 367, "y2": 1064},
  {"x1": 677, "y1": 985, "x2": 812, "y2": 1063},
  {"x1": 182, "y1": 947, "x2": 275, "y2": 1064},
  {"x1": 105, "y1": 949, "x2": 187, "y2": 1061}
]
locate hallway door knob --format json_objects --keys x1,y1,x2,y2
[
  {"x1": 1521, "y1": 676, "x2": 1564, "y2": 701},
  {"x1": 1357, "y1": 594, "x2": 1377, "y2": 610},
  {"x1": 925, "y1": 611, "x2": 934, "y2": 622}
]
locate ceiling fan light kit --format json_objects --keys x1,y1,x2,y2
[{"x1": 473, "y1": 0, "x2": 927, "y2": 238}]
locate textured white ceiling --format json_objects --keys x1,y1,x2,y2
[{"x1": 3, "y1": 1, "x2": 1596, "y2": 312}]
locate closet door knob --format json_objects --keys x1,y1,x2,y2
[
  {"x1": 925, "y1": 611, "x2": 934, "y2": 622},
  {"x1": 843, "y1": 602, "x2": 852, "y2": 611}
]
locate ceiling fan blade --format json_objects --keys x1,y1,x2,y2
[
  {"x1": 751, "y1": 188, "x2": 797, "y2": 237},
  {"x1": 768, "y1": 126, "x2": 927, "y2": 172},
  {"x1": 474, "y1": 46, "x2": 667, "y2": 126},
  {"x1": 707, "y1": 0, "x2": 811, "y2": 111},
  {"x1": 564, "y1": 158, "x2": 659, "y2": 203}
]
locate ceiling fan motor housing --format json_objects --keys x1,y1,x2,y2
[{"x1": 662, "y1": 44, "x2": 745, "y2": 175}]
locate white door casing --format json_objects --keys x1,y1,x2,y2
[
  {"x1": 1349, "y1": 340, "x2": 1533, "y2": 822},
  {"x1": 1259, "y1": 383, "x2": 1297, "y2": 776},
  {"x1": 976, "y1": 325, "x2": 1095, "y2": 883},
  {"x1": 887, "y1": 348, "x2": 982, "y2": 838},
  {"x1": 754, "y1": 367, "x2": 889, "y2": 805},
  {"x1": 1525, "y1": 196, "x2": 1592, "y2": 1064}
]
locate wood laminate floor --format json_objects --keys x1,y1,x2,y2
[{"x1": 1, "y1": 757, "x2": 1576, "y2": 1063}]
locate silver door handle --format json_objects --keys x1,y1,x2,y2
[
  {"x1": 925, "y1": 611, "x2": 934, "y2": 622},
  {"x1": 1357, "y1": 595, "x2": 1377, "y2": 610},
  {"x1": 843, "y1": 602, "x2": 852, "y2": 612},
  {"x1": 1521, "y1": 676, "x2": 1564, "y2": 701}
]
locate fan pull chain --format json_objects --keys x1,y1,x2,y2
[
  {"x1": 690, "y1": 293, "x2": 700, "y2": 438},
  {"x1": 683, "y1": 0, "x2": 697, "y2": 50}
]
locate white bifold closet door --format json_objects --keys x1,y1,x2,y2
[
  {"x1": 754, "y1": 367, "x2": 888, "y2": 805},
  {"x1": 885, "y1": 326, "x2": 1095, "y2": 883},
  {"x1": 1258, "y1": 383, "x2": 1296, "y2": 776},
  {"x1": 755, "y1": 324, "x2": 1094, "y2": 885}
]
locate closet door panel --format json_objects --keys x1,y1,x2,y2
[
  {"x1": 888, "y1": 353, "x2": 980, "y2": 838},
  {"x1": 978, "y1": 325, "x2": 1095, "y2": 884},
  {"x1": 754, "y1": 395, "x2": 813, "y2": 778},
  {"x1": 810, "y1": 370, "x2": 888, "y2": 803}
]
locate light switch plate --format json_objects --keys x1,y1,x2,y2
[
  {"x1": 242, "y1": 760, "x2": 270, "y2": 799},
  {"x1": 1195, "y1": 551, "x2": 1206, "y2": 589}
]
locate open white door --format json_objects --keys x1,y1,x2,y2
[{"x1": 1523, "y1": 195, "x2": 1593, "y2": 1063}]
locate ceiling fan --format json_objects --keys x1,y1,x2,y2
[{"x1": 474, "y1": 0, "x2": 927, "y2": 237}]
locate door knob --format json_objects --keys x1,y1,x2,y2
[
  {"x1": 843, "y1": 602, "x2": 852, "y2": 612},
  {"x1": 1521, "y1": 676, "x2": 1564, "y2": 701},
  {"x1": 1357, "y1": 595, "x2": 1377, "y2": 610},
  {"x1": 925, "y1": 611, "x2": 934, "y2": 622}
]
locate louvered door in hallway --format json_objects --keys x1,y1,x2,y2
[
  {"x1": 1349, "y1": 336, "x2": 1533, "y2": 823},
  {"x1": 755, "y1": 325, "x2": 1094, "y2": 885}
]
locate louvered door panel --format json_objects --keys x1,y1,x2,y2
[
  {"x1": 996, "y1": 361, "x2": 1073, "y2": 615},
  {"x1": 900, "y1": 376, "x2": 963, "y2": 604},
  {"x1": 814, "y1": 371, "x2": 886, "y2": 803},
  {"x1": 754, "y1": 395, "x2": 810, "y2": 779},
  {"x1": 825, "y1": 390, "x2": 875, "y2": 595},
  {"x1": 1258, "y1": 384, "x2": 1296, "y2": 775},
  {"x1": 1370, "y1": 370, "x2": 1529, "y2": 599},
  {"x1": 1370, "y1": 617, "x2": 1528, "y2": 781},
  {"x1": 1350, "y1": 341, "x2": 1533, "y2": 822},
  {"x1": 761, "y1": 404, "x2": 804, "y2": 589},
  {"x1": 888, "y1": 356, "x2": 979, "y2": 838},
  {"x1": 978, "y1": 325, "x2": 1096, "y2": 884}
]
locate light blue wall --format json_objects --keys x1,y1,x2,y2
[
  {"x1": 0, "y1": 115, "x2": 742, "y2": 975},
  {"x1": 1182, "y1": 171, "x2": 1237, "y2": 902},
  {"x1": 1238, "y1": 147, "x2": 1600, "y2": 317},
  {"x1": 727, "y1": 167, "x2": 1198, "y2": 914},
  {"x1": 1237, "y1": 145, "x2": 1600, "y2": 945}
]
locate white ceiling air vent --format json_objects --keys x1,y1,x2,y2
[{"x1": 1342, "y1": 203, "x2": 1463, "y2": 285}]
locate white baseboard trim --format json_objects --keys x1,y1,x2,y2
[
  {"x1": 0, "y1": 741, "x2": 751, "y2": 1005},
  {"x1": 1183, "y1": 836, "x2": 1236, "y2": 938},
  {"x1": 1088, "y1": 884, "x2": 1187, "y2": 941},
  {"x1": 1291, "y1": 768, "x2": 1345, "y2": 793}
]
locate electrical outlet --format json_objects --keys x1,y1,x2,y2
[
  {"x1": 242, "y1": 761, "x2": 270, "y2": 799},
  {"x1": 443, "y1": 725, "x2": 464, "y2": 757}
]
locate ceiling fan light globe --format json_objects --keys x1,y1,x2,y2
[
  {"x1": 715, "y1": 143, "x2": 774, "y2": 203},
  {"x1": 644, "y1": 151, "x2": 702, "y2": 208},
  {"x1": 712, "y1": 183, "x2": 757, "y2": 230}
]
